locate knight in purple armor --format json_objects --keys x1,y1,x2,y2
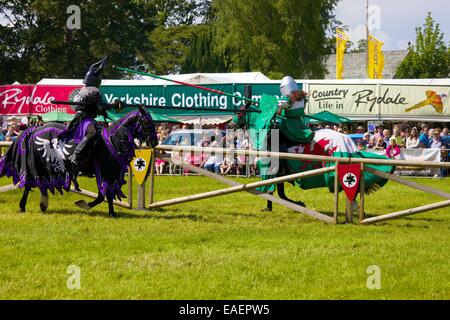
[{"x1": 63, "y1": 56, "x2": 109, "y2": 178}]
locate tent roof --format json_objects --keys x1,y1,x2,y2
[
  {"x1": 37, "y1": 72, "x2": 271, "y2": 86},
  {"x1": 305, "y1": 111, "x2": 352, "y2": 125}
]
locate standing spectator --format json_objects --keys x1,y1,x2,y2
[
  {"x1": 373, "y1": 137, "x2": 387, "y2": 151},
  {"x1": 356, "y1": 125, "x2": 365, "y2": 134},
  {"x1": 440, "y1": 145, "x2": 449, "y2": 177},
  {"x1": 429, "y1": 128, "x2": 443, "y2": 149},
  {"x1": 361, "y1": 132, "x2": 371, "y2": 148},
  {"x1": 373, "y1": 125, "x2": 384, "y2": 141},
  {"x1": 155, "y1": 159, "x2": 167, "y2": 175},
  {"x1": 441, "y1": 127, "x2": 448, "y2": 138},
  {"x1": 406, "y1": 127, "x2": 420, "y2": 149},
  {"x1": 390, "y1": 126, "x2": 404, "y2": 148},
  {"x1": 419, "y1": 126, "x2": 430, "y2": 148},
  {"x1": 386, "y1": 138, "x2": 401, "y2": 159},
  {"x1": 382, "y1": 129, "x2": 390, "y2": 147}
]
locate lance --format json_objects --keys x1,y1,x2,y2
[
  {"x1": 112, "y1": 66, "x2": 260, "y2": 106},
  {"x1": 50, "y1": 100, "x2": 261, "y2": 113}
]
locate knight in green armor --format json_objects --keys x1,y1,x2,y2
[{"x1": 276, "y1": 75, "x2": 314, "y2": 146}]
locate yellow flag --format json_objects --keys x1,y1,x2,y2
[
  {"x1": 335, "y1": 29, "x2": 348, "y2": 79},
  {"x1": 131, "y1": 149, "x2": 153, "y2": 185},
  {"x1": 367, "y1": 35, "x2": 385, "y2": 79}
]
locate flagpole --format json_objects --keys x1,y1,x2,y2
[{"x1": 366, "y1": 0, "x2": 369, "y2": 78}]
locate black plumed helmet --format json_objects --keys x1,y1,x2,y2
[{"x1": 83, "y1": 55, "x2": 108, "y2": 88}]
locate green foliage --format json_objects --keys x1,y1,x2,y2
[
  {"x1": 0, "y1": 175, "x2": 449, "y2": 299},
  {"x1": 0, "y1": 0, "x2": 156, "y2": 84},
  {"x1": 396, "y1": 12, "x2": 450, "y2": 79},
  {"x1": 212, "y1": 0, "x2": 339, "y2": 79},
  {"x1": 181, "y1": 26, "x2": 228, "y2": 73},
  {"x1": 350, "y1": 39, "x2": 367, "y2": 53}
]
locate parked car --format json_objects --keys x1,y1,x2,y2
[{"x1": 161, "y1": 129, "x2": 227, "y2": 167}]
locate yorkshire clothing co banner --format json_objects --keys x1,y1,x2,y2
[
  {"x1": 0, "y1": 83, "x2": 282, "y2": 116},
  {"x1": 307, "y1": 83, "x2": 450, "y2": 120}
]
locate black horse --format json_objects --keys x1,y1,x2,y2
[{"x1": 0, "y1": 106, "x2": 158, "y2": 217}]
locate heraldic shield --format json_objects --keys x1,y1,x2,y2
[
  {"x1": 337, "y1": 163, "x2": 361, "y2": 201},
  {"x1": 131, "y1": 149, "x2": 153, "y2": 185}
]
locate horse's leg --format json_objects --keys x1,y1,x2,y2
[
  {"x1": 40, "y1": 190, "x2": 49, "y2": 213},
  {"x1": 19, "y1": 187, "x2": 31, "y2": 213},
  {"x1": 106, "y1": 194, "x2": 118, "y2": 218},
  {"x1": 277, "y1": 182, "x2": 306, "y2": 208},
  {"x1": 262, "y1": 196, "x2": 273, "y2": 212},
  {"x1": 75, "y1": 192, "x2": 105, "y2": 211}
]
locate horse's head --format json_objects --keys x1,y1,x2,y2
[{"x1": 135, "y1": 105, "x2": 158, "y2": 148}]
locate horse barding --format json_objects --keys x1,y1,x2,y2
[
  {"x1": 236, "y1": 94, "x2": 395, "y2": 212},
  {"x1": 0, "y1": 106, "x2": 158, "y2": 217}
]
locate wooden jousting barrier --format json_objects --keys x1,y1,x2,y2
[{"x1": 1, "y1": 141, "x2": 450, "y2": 224}]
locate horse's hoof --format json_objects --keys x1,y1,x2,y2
[
  {"x1": 19, "y1": 207, "x2": 25, "y2": 213},
  {"x1": 40, "y1": 204, "x2": 47, "y2": 213},
  {"x1": 295, "y1": 201, "x2": 306, "y2": 208},
  {"x1": 75, "y1": 200, "x2": 91, "y2": 211},
  {"x1": 109, "y1": 212, "x2": 119, "y2": 218},
  {"x1": 261, "y1": 207, "x2": 272, "y2": 212}
]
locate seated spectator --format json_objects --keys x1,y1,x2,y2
[
  {"x1": 406, "y1": 127, "x2": 420, "y2": 149},
  {"x1": 441, "y1": 127, "x2": 449, "y2": 138},
  {"x1": 373, "y1": 137, "x2": 386, "y2": 151},
  {"x1": 357, "y1": 141, "x2": 366, "y2": 151},
  {"x1": 220, "y1": 156, "x2": 233, "y2": 175},
  {"x1": 386, "y1": 138, "x2": 401, "y2": 159},
  {"x1": 202, "y1": 153, "x2": 222, "y2": 174},
  {"x1": 367, "y1": 137, "x2": 376, "y2": 149},
  {"x1": 155, "y1": 159, "x2": 167, "y2": 175}
]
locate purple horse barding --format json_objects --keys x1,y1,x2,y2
[{"x1": 0, "y1": 106, "x2": 158, "y2": 217}]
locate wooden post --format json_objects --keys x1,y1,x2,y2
[
  {"x1": 162, "y1": 157, "x2": 336, "y2": 224},
  {"x1": 137, "y1": 183, "x2": 146, "y2": 210},
  {"x1": 0, "y1": 184, "x2": 18, "y2": 193},
  {"x1": 359, "y1": 163, "x2": 365, "y2": 221},
  {"x1": 148, "y1": 150, "x2": 156, "y2": 205},
  {"x1": 361, "y1": 200, "x2": 450, "y2": 225},
  {"x1": 334, "y1": 162, "x2": 339, "y2": 224},
  {"x1": 345, "y1": 197, "x2": 353, "y2": 224},
  {"x1": 127, "y1": 167, "x2": 133, "y2": 209}
]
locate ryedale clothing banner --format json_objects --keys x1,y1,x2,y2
[{"x1": 307, "y1": 83, "x2": 450, "y2": 119}]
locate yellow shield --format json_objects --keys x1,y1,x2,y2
[{"x1": 131, "y1": 149, "x2": 153, "y2": 185}]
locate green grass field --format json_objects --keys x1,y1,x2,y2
[{"x1": 0, "y1": 175, "x2": 449, "y2": 300}]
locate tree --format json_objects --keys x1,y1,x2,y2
[
  {"x1": 396, "y1": 12, "x2": 449, "y2": 79},
  {"x1": 350, "y1": 39, "x2": 367, "y2": 53},
  {"x1": 0, "y1": 0, "x2": 157, "y2": 84},
  {"x1": 212, "y1": 0, "x2": 339, "y2": 79},
  {"x1": 181, "y1": 26, "x2": 228, "y2": 73}
]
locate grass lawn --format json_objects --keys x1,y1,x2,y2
[{"x1": 0, "y1": 175, "x2": 449, "y2": 300}]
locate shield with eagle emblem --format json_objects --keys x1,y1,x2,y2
[{"x1": 131, "y1": 149, "x2": 153, "y2": 185}]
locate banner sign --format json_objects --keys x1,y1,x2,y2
[
  {"x1": 335, "y1": 29, "x2": 348, "y2": 80},
  {"x1": 337, "y1": 163, "x2": 361, "y2": 201},
  {"x1": 100, "y1": 83, "x2": 282, "y2": 116},
  {"x1": 308, "y1": 84, "x2": 450, "y2": 118},
  {"x1": 368, "y1": 35, "x2": 385, "y2": 79},
  {"x1": 0, "y1": 83, "x2": 283, "y2": 116},
  {"x1": 371, "y1": 148, "x2": 441, "y2": 176},
  {"x1": 0, "y1": 85, "x2": 81, "y2": 115},
  {"x1": 131, "y1": 149, "x2": 153, "y2": 185}
]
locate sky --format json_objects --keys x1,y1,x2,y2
[{"x1": 335, "y1": 0, "x2": 450, "y2": 50}]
